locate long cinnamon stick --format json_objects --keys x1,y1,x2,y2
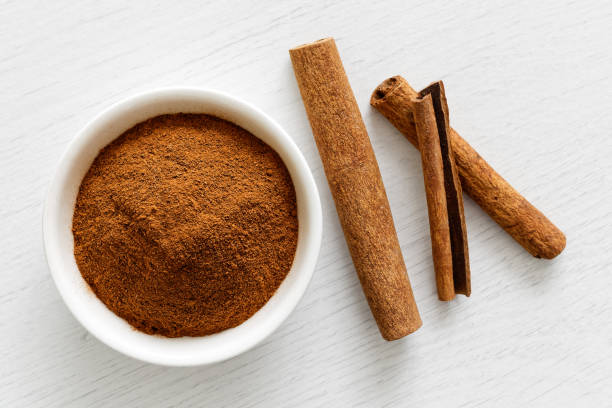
[
  {"x1": 413, "y1": 82, "x2": 470, "y2": 300},
  {"x1": 371, "y1": 76, "x2": 566, "y2": 259},
  {"x1": 290, "y1": 39, "x2": 421, "y2": 340}
]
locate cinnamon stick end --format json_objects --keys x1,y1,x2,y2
[
  {"x1": 382, "y1": 316, "x2": 423, "y2": 341},
  {"x1": 289, "y1": 37, "x2": 334, "y2": 53},
  {"x1": 370, "y1": 76, "x2": 403, "y2": 106},
  {"x1": 536, "y1": 232, "x2": 567, "y2": 259},
  {"x1": 438, "y1": 292, "x2": 456, "y2": 302}
]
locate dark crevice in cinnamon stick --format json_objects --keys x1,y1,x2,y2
[{"x1": 418, "y1": 83, "x2": 469, "y2": 295}]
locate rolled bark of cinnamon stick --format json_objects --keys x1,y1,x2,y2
[
  {"x1": 290, "y1": 39, "x2": 422, "y2": 340},
  {"x1": 413, "y1": 82, "x2": 470, "y2": 300},
  {"x1": 371, "y1": 76, "x2": 566, "y2": 259}
]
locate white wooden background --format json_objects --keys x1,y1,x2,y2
[{"x1": 2, "y1": 0, "x2": 612, "y2": 406}]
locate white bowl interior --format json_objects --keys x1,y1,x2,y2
[{"x1": 43, "y1": 89, "x2": 322, "y2": 366}]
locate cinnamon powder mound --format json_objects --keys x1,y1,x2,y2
[{"x1": 72, "y1": 113, "x2": 298, "y2": 337}]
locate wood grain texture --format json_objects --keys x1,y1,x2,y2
[
  {"x1": 371, "y1": 76, "x2": 566, "y2": 259},
  {"x1": 1, "y1": 0, "x2": 612, "y2": 406},
  {"x1": 290, "y1": 38, "x2": 421, "y2": 340}
]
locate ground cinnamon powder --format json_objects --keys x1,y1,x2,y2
[{"x1": 72, "y1": 113, "x2": 298, "y2": 337}]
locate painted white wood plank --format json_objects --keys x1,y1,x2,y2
[{"x1": 2, "y1": 0, "x2": 611, "y2": 406}]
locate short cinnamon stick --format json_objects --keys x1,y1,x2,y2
[
  {"x1": 371, "y1": 76, "x2": 566, "y2": 259},
  {"x1": 413, "y1": 82, "x2": 470, "y2": 300},
  {"x1": 290, "y1": 38, "x2": 422, "y2": 340}
]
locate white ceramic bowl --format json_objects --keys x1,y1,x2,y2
[{"x1": 43, "y1": 89, "x2": 322, "y2": 366}]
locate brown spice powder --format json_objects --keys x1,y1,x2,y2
[{"x1": 72, "y1": 113, "x2": 298, "y2": 337}]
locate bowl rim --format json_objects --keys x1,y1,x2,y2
[{"x1": 42, "y1": 88, "x2": 322, "y2": 366}]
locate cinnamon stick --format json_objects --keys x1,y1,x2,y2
[
  {"x1": 413, "y1": 82, "x2": 470, "y2": 300},
  {"x1": 371, "y1": 76, "x2": 566, "y2": 259},
  {"x1": 290, "y1": 38, "x2": 422, "y2": 340}
]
